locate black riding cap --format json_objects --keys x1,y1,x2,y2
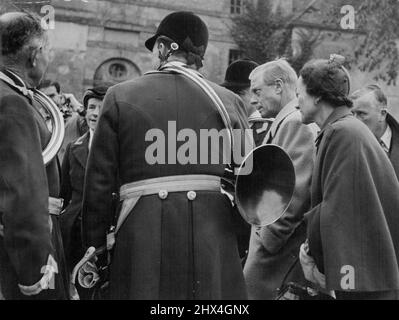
[
  {"x1": 145, "y1": 11, "x2": 209, "y2": 58},
  {"x1": 221, "y1": 59, "x2": 259, "y2": 90}
]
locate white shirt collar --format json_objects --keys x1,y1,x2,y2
[
  {"x1": 248, "y1": 110, "x2": 263, "y2": 123},
  {"x1": 89, "y1": 129, "x2": 94, "y2": 150},
  {"x1": 380, "y1": 125, "x2": 392, "y2": 153}
]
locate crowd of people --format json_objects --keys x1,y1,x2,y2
[{"x1": 1, "y1": 9, "x2": 399, "y2": 300}]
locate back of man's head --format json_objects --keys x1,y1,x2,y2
[
  {"x1": 0, "y1": 11, "x2": 44, "y2": 62},
  {"x1": 250, "y1": 59, "x2": 298, "y2": 93}
]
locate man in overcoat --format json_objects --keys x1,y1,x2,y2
[
  {"x1": 82, "y1": 11, "x2": 251, "y2": 300},
  {"x1": 0, "y1": 12, "x2": 67, "y2": 299},
  {"x1": 244, "y1": 59, "x2": 315, "y2": 300}
]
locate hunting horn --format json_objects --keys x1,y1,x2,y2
[
  {"x1": 33, "y1": 89, "x2": 65, "y2": 166},
  {"x1": 235, "y1": 144, "x2": 296, "y2": 227}
]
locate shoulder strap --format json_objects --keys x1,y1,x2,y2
[
  {"x1": 0, "y1": 71, "x2": 34, "y2": 101},
  {"x1": 155, "y1": 63, "x2": 235, "y2": 152}
]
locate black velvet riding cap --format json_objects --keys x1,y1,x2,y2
[
  {"x1": 145, "y1": 11, "x2": 209, "y2": 58},
  {"x1": 221, "y1": 59, "x2": 259, "y2": 90}
]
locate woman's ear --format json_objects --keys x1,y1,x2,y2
[{"x1": 314, "y1": 97, "x2": 321, "y2": 105}]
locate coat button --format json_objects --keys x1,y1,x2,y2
[
  {"x1": 187, "y1": 191, "x2": 197, "y2": 201},
  {"x1": 159, "y1": 190, "x2": 168, "y2": 200}
]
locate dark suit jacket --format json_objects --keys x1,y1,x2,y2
[
  {"x1": 82, "y1": 68, "x2": 251, "y2": 299},
  {"x1": 387, "y1": 113, "x2": 399, "y2": 181},
  {"x1": 58, "y1": 113, "x2": 88, "y2": 163},
  {"x1": 0, "y1": 71, "x2": 65, "y2": 299},
  {"x1": 60, "y1": 132, "x2": 90, "y2": 270}
]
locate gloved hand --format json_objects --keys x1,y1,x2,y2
[
  {"x1": 72, "y1": 247, "x2": 101, "y2": 289},
  {"x1": 299, "y1": 240, "x2": 326, "y2": 289}
]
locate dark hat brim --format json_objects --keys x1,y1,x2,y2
[
  {"x1": 220, "y1": 81, "x2": 250, "y2": 90},
  {"x1": 145, "y1": 34, "x2": 159, "y2": 52}
]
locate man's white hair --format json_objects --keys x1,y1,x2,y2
[{"x1": 249, "y1": 58, "x2": 298, "y2": 91}]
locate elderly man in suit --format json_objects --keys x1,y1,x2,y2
[
  {"x1": 351, "y1": 84, "x2": 399, "y2": 180},
  {"x1": 221, "y1": 59, "x2": 273, "y2": 147},
  {"x1": 0, "y1": 11, "x2": 67, "y2": 299},
  {"x1": 243, "y1": 59, "x2": 316, "y2": 300}
]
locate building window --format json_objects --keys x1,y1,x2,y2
[
  {"x1": 109, "y1": 63, "x2": 128, "y2": 80},
  {"x1": 94, "y1": 58, "x2": 141, "y2": 86},
  {"x1": 229, "y1": 49, "x2": 243, "y2": 65},
  {"x1": 230, "y1": 0, "x2": 243, "y2": 15}
]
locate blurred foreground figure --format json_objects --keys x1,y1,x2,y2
[
  {"x1": 81, "y1": 11, "x2": 251, "y2": 299},
  {"x1": 297, "y1": 55, "x2": 399, "y2": 300},
  {"x1": 0, "y1": 12, "x2": 68, "y2": 299}
]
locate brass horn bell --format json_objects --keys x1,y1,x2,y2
[
  {"x1": 33, "y1": 89, "x2": 65, "y2": 166},
  {"x1": 235, "y1": 144, "x2": 296, "y2": 227}
]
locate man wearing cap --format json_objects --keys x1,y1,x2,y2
[
  {"x1": 222, "y1": 59, "x2": 273, "y2": 147},
  {"x1": 60, "y1": 87, "x2": 108, "y2": 276},
  {"x1": 82, "y1": 11, "x2": 251, "y2": 300},
  {"x1": 0, "y1": 12, "x2": 67, "y2": 299}
]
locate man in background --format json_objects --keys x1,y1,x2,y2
[
  {"x1": 351, "y1": 84, "x2": 399, "y2": 180},
  {"x1": 39, "y1": 80, "x2": 89, "y2": 162}
]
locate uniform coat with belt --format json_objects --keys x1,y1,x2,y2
[
  {"x1": 82, "y1": 66, "x2": 251, "y2": 300},
  {"x1": 244, "y1": 99, "x2": 316, "y2": 300},
  {"x1": 307, "y1": 107, "x2": 399, "y2": 299},
  {"x1": 0, "y1": 70, "x2": 67, "y2": 299},
  {"x1": 60, "y1": 132, "x2": 90, "y2": 271}
]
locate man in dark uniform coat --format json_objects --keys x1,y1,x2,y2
[
  {"x1": 0, "y1": 12, "x2": 67, "y2": 299},
  {"x1": 82, "y1": 11, "x2": 251, "y2": 300},
  {"x1": 351, "y1": 84, "x2": 399, "y2": 180}
]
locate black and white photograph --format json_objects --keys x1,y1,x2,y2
[{"x1": 1, "y1": 0, "x2": 399, "y2": 309}]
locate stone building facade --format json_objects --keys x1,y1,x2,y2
[
  {"x1": 1, "y1": 0, "x2": 398, "y2": 116},
  {"x1": 40, "y1": 0, "x2": 252, "y2": 97}
]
